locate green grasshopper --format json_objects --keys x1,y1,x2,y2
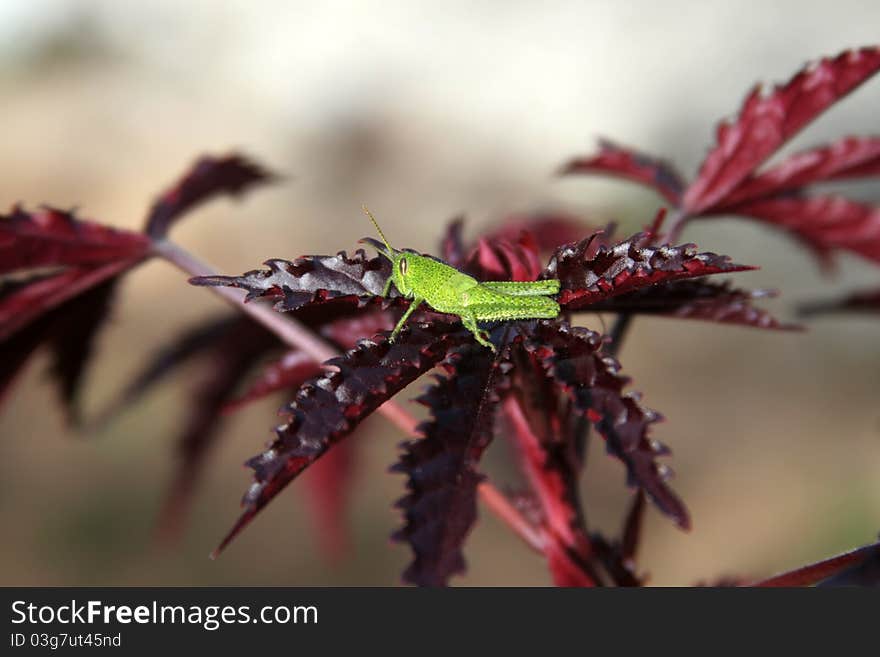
[{"x1": 360, "y1": 207, "x2": 561, "y2": 352}]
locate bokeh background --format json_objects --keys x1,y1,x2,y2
[{"x1": 1, "y1": 0, "x2": 879, "y2": 586}]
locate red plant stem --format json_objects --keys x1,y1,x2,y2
[
  {"x1": 153, "y1": 240, "x2": 339, "y2": 363},
  {"x1": 503, "y1": 396, "x2": 597, "y2": 585},
  {"x1": 152, "y1": 238, "x2": 545, "y2": 554},
  {"x1": 478, "y1": 482, "x2": 545, "y2": 553}
]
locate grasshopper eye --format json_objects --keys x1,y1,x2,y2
[{"x1": 399, "y1": 258, "x2": 408, "y2": 275}]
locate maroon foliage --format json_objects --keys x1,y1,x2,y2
[
  {"x1": 563, "y1": 47, "x2": 880, "y2": 269},
  {"x1": 561, "y1": 140, "x2": 686, "y2": 205},
  {"x1": 393, "y1": 344, "x2": 501, "y2": 586},
  {"x1": 503, "y1": 380, "x2": 596, "y2": 586},
  {"x1": 546, "y1": 232, "x2": 753, "y2": 311},
  {"x1": 46, "y1": 280, "x2": 118, "y2": 424},
  {"x1": 0, "y1": 276, "x2": 116, "y2": 420},
  {"x1": 524, "y1": 321, "x2": 688, "y2": 529},
  {"x1": 0, "y1": 206, "x2": 149, "y2": 273},
  {"x1": 715, "y1": 136, "x2": 880, "y2": 207},
  {"x1": 6, "y1": 46, "x2": 880, "y2": 589},
  {"x1": 0, "y1": 207, "x2": 150, "y2": 419},
  {"x1": 222, "y1": 350, "x2": 321, "y2": 413},
  {"x1": 155, "y1": 317, "x2": 282, "y2": 539},
  {"x1": 480, "y1": 212, "x2": 595, "y2": 253},
  {"x1": 683, "y1": 47, "x2": 880, "y2": 215},
  {"x1": 145, "y1": 154, "x2": 277, "y2": 238},
  {"x1": 212, "y1": 322, "x2": 471, "y2": 557},
  {"x1": 726, "y1": 195, "x2": 880, "y2": 266},
  {"x1": 465, "y1": 232, "x2": 544, "y2": 282},
  {"x1": 591, "y1": 280, "x2": 800, "y2": 330},
  {"x1": 190, "y1": 250, "x2": 396, "y2": 311}
]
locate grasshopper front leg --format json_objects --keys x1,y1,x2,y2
[{"x1": 389, "y1": 297, "x2": 423, "y2": 343}]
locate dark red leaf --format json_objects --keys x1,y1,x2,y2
[
  {"x1": 502, "y1": 392, "x2": 598, "y2": 587},
  {"x1": 93, "y1": 315, "x2": 245, "y2": 424},
  {"x1": 482, "y1": 212, "x2": 598, "y2": 253},
  {"x1": 0, "y1": 206, "x2": 150, "y2": 274},
  {"x1": 503, "y1": 340, "x2": 599, "y2": 585},
  {"x1": 190, "y1": 249, "x2": 396, "y2": 312},
  {"x1": 145, "y1": 154, "x2": 277, "y2": 238},
  {"x1": 223, "y1": 311, "x2": 396, "y2": 413},
  {"x1": 319, "y1": 311, "x2": 395, "y2": 350},
  {"x1": 154, "y1": 317, "x2": 280, "y2": 539},
  {"x1": 800, "y1": 287, "x2": 880, "y2": 316},
  {"x1": 728, "y1": 195, "x2": 880, "y2": 266},
  {"x1": 465, "y1": 232, "x2": 543, "y2": 282},
  {"x1": 545, "y1": 231, "x2": 754, "y2": 312},
  {"x1": 212, "y1": 321, "x2": 471, "y2": 558},
  {"x1": 0, "y1": 261, "x2": 133, "y2": 343},
  {"x1": 392, "y1": 344, "x2": 501, "y2": 586},
  {"x1": 683, "y1": 47, "x2": 880, "y2": 214},
  {"x1": 561, "y1": 139, "x2": 686, "y2": 205},
  {"x1": 0, "y1": 276, "x2": 118, "y2": 423},
  {"x1": 717, "y1": 136, "x2": 880, "y2": 207},
  {"x1": 589, "y1": 280, "x2": 800, "y2": 331},
  {"x1": 753, "y1": 538, "x2": 880, "y2": 587},
  {"x1": 222, "y1": 349, "x2": 321, "y2": 414},
  {"x1": 524, "y1": 321, "x2": 689, "y2": 530},
  {"x1": 47, "y1": 279, "x2": 118, "y2": 424}
]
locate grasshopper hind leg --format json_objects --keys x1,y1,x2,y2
[{"x1": 461, "y1": 313, "x2": 497, "y2": 352}]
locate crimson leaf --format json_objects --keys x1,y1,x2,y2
[
  {"x1": 156, "y1": 317, "x2": 282, "y2": 539},
  {"x1": 545, "y1": 232, "x2": 753, "y2": 311},
  {"x1": 716, "y1": 136, "x2": 880, "y2": 207},
  {"x1": 222, "y1": 350, "x2": 322, "y2": 413},
  {"x1": 502, "y1": 392, "x2": 598, "y2": 587},
  {"x1": 0, "y1": 275, "x2": 114, "y2": 420},
  {"x1": 683, "y1": 47, "x2": 880, "y2": 214},
  {"x1": 465, "y1": 232, "x2": 543, "y2": 282},
  {"x1": 223, "y1": 312, "x2": 392, "y2": 413},
  {"x1": 212, "y1": 321, "x2": 471, "y2": 557},
  {"x1": 725, "y1": 195, "x2": 880, "y2": 266},
  {"x1": 95, "y1": 315, "x2": 249, "y2": 423},
  {"x1": 190, "y1": 250, "x2": 395, "y2": 312},
  {"x1": 525, "y1": 321, "x2": 689, "y2": 529},
  {"x1": 480, "y1": 212, "x2": 597, "y2": 253},
  {"x1": 145, "y1": 154, "x2": 277, "y2": 238},
  {"x1": 392, "y1": 344, "x2": 501, "y2": 586},
  {"x1": 561, "y1": 139, "x2": 686, "y2": 205},
  {"x1": 0, "y1": 206, "x2": 150, "y2": 273},
  {"x1": 589, "y1": 280, "x2": 799, "y2": 331},
  {"x1": 0, "y1": 207, "x2": 151, "y2": 418}
]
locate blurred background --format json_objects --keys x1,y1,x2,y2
[{"x1": 1, "y1": 0, "x2": 879, "y2": 586}]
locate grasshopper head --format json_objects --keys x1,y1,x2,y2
[{"x1": 359, "y1": 206, "x2": 415, "y2": 297}]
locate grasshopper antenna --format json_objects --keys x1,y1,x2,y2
[{"x1": 362, "y1": 205, "x2": 395, "y2": 254}]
